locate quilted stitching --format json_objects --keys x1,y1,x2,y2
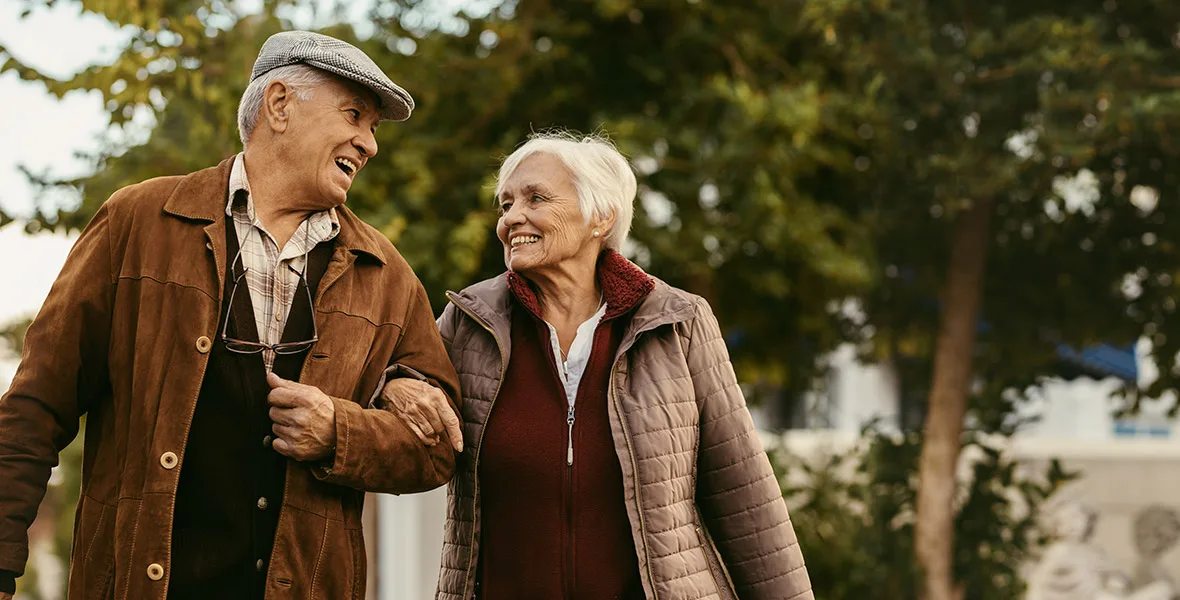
[{"x1": 434, "y1": 280, "x2": 812, "y2": 600}]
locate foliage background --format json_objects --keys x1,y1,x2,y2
[{"x1": 6, "y1": 0, "x2": 1180, "y2": 597}]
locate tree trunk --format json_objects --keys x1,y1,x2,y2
[{"x1": 915, "y1": 198, "x2": 994, "y2": 600}]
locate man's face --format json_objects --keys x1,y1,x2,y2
[{"x1": 283, "y1": 77, "x2": 381, "y2": 209}]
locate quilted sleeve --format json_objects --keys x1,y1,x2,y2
[
  {"x1": 688, "y1": 298, "x2": 813, "y2": 600},
  {"x1": 436, "y1": 303, "x2": 458, "y2": 355}
]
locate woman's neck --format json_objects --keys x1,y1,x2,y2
[{"x1": 529, "y1": 256, "x2": 603, "y2": 327}]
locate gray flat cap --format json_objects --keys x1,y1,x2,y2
[{"x1": 251, "y1": 30, "x2": 414, "y2": 121}]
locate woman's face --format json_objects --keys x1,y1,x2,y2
[{"x1": 495, "y1": 153, "x2": 601, "y2": 274}]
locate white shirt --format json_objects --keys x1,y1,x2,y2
[{"x1": 545, "y1": 301, "x2": 608, "y2": 408}]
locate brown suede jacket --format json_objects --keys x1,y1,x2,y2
[{"x1": 0, "y1": 157, "x2": 460, "y2": 599}]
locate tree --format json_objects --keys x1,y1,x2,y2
[
  {"x1": 797, "y1": 2, "x2": 1180, "y2": 598},
  {"x1": 3, "y1": 0, "x2": 881, "y2": 396},
  {"x1": 0, "y1": 317, "x2": 31, "y2": 357},
  {"x1": 775, "y1": 425, "x2": 1077, "y2": 600}
]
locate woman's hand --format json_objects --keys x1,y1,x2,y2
[{"x1": 380, "y1": 377, "x2": 464, "y2": 452}]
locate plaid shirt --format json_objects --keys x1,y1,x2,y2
[{"x1": 226, "y1": 154, "x2": 339, "y2": 371}]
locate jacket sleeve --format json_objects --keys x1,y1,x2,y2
[
  {"x1": 688, "y1": 298, "x2": 813, "y2": 600},
  {"x1": 436, "y1": 302, "x2": 458, "y2": 355},
  {"x1": 0, "y1": 202, "x2": 118, "y2": 578},
  {"x1": 313, "y1": 281, "x2": 462, "y2": 494}
]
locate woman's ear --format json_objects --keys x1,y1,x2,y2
[
  {"x1": 262, "y1": 80, "x2": 294, "y2": 134},
  {"x1": 594, "y1": 211, "x2": 618, "y2": 243}
]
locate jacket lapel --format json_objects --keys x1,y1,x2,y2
[
  {"x1": 314, "y1": 205, "x2": 387, "y2": 301},
  {"x1": 449, "y1": 253, "x2": 699, "y2": 365},
  {"x1": 160, "y1": 156, "x2": 235, "y2": 308}
]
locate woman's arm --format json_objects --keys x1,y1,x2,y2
[{"x1": 687, "y1": 298, "x2": 813, "y2": 600}]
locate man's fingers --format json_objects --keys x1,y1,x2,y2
[
  {"x1": 271, "y1": 436, "x2": 295, "y2": 458},
  {"x1": 267, "y1": 387, "x2": 302, "y2": 408},
  {"x1": 272, "y1": 423, "x2": 298, "y2": 440},
  {"x1": 269, "y1": 371, "x2": 319, "y2": 395},
  {"x1": 267, "y1": 371, "x2": 291, "y2": 389},
  {"x1": 269, "y1": 406, "x2": 300, "y2": 426}
]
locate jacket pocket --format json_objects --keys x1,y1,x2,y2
[
  {"x1": 69, "y1": 496, "x2": 116, "y2": 600},
  {"x1": 309, "y1": 519, "x2": 365, "y2": 600},
  {"x1": 695, "y1": 511, "x2": 738, "y2": 600}
]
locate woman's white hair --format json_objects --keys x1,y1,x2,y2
[
  {"x1": 495, "y1": 131, "x2": 637, "y2": 251},
  {"x1": 237, "y1": 64, "x2": 332, "y2": 146}
]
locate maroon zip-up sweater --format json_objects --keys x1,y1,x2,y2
[{"x1": 477, "y1": 252, "x2": 654, "y2": 600}]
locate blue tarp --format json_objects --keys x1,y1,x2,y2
[{"x1": 1055, "y1": 343, "x2": 1138, "y2": 383}]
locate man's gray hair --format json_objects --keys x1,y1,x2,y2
[
  {"x1": 237, "y1": 64, "x2": 332, "y2": 146},
  {"x1": 495, "y1": 131, "x2": 637, "y2": 250}
]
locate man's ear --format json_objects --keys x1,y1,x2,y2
[{"x1": 262, "y1": 80, "x2": 294, "y2": 134}]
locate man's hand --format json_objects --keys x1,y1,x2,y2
[
  {"x1": 1, "y1": 591, "x2": 12, "y2": 600},
  {"x1": 380, "y1": 377, "x2": 463, "y2": 452},
  {"x1": 266, "y1": 372, "x2": 338, "y2": 461}
]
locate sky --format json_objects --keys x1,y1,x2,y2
[
  {"x1": 0, "y1": 2, "x2": 127, "y2": 380},
  {"x1": 0, "y1": 0, "x2": 348, "y2": 370},
  {"x1": 0, "y1": 0, "x2": 478, "y2": 318},
  {"x1": 0, "y1": 0, "x2": 448, "y2": 379}
]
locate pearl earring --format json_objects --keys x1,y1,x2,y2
[{"x1": 593, "y1": 231, "x2": 600, "y2": 237}]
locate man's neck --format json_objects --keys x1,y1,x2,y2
[{"x1": 240, "y1": 150, "x2": 321, "y2": 248}]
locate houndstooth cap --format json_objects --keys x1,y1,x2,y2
[{"x1": 251, "y1": 30, "x2": 414, "y2": 121}]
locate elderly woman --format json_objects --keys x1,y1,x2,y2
[{"x1": 426, "y1": 132, "x2": 812, "y2": 600}]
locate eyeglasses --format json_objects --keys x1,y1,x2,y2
[{"x1": 221, "y1": 233, "x2": 319, "y2": 355}]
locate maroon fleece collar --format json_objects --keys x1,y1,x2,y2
[{"x1": 507, "y1": 250, "x2": 655, "y2": 322}]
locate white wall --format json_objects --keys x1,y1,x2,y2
[
  {"x1": 818, "y1": 339, "x2": 1175, "y2": 442},
  {"x1": 826, "y1": 344, "x2": 900, "y2": 432},
  {"x1": 374, "y1": 488, "x2": 447, "y2": 600}
]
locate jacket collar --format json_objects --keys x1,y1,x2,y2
[
  {"x1": 162, "y1": 155, "x2": 387, "y2": 265},
  {"x1": 449, "y1": 250, "x2": 697, "y2": 343},
  {"x1": 506, "y1": 249, "x2": 656, "y2": 323}
]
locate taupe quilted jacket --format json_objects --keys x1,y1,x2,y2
[{"x1": 434, "y1": 270, "x2": 813, "y2": 600}]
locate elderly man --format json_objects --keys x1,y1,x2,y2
[{"x1": 0, "y1": 31, "x2": 461, "y2": 599}]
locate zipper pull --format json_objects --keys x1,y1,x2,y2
[{"x1": 566, "y1": 406, "x2": 575, "y2": 466}]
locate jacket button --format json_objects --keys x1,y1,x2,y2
[
  {"x1": 195, "y1": 336, "x2": 212, "y2": 354},
  {"x1": 159, "y1": 452, "x2": 178, "y2": 470},
  {"x1": 256, "y1": 559, "x2": 265, "y2": 572},
  {"x1": 263, "y1": 435, "x2": 273, "y2": 448},
  {"x1": 147, "y1": 563, "x2": 164, "y2": 581},
  {"x1": 257, "y1": 497, "x2": 268, "y2": 510}
]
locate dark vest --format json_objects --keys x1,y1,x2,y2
[
  {"x1": 476, "y1": 303, "x2": 644, "y2": 600},
  {"x1": 168, "y1": 216, "x2": 332, "y2": 599}
]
